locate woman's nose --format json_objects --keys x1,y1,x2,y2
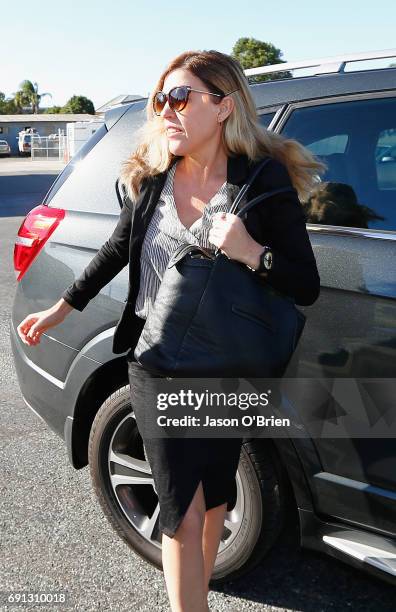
[{"x1": 161, "y1": 99, "x2": 175, "y2": 119}]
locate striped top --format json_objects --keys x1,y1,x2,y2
[{"x1": 135, "y1": 160, "x2": 229, "y2": 320}]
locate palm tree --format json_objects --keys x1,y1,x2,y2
[
  {"x1": 12, "y1": 90, "x2": 29, "y2": 113},
  {"x1": 13, "y1": 80, "x2": 52, "y2": 113}
]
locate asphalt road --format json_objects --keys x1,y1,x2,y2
[
  {"x1": 1, "y1": 160, "x2": 396, "y2": 611},
  {"x1": 0, "y1": 158, "x2": 65, "y2": 217}
]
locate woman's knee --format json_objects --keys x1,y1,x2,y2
[
  {"x1": 176, "y1": 481, "x2": 206, "y2": 536},
  {"x1": 177, "y1": 508, "x2": 205, "y2": 537}
]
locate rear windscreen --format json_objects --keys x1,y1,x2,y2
[{"x1": 43, "y1": 123, "x2": 108, "y2": 204}]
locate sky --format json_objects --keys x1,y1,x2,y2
[{"x1": 2, "y1": 0, "x2": 396, "y2": 110}]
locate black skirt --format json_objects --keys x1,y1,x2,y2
[{"x1": 127, "y1": 357, "x2": 243, "y2": 538}]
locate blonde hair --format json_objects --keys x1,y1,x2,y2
[{"x1": 119, "y1": 49, "x2": 327, "y2": 202}]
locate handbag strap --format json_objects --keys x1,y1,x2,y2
[
  {"x1": 167, "y1": 157, "x2": 299, "y2": 262},
  {"x1": 168, "y1": 243, "x2": 215, "y2": 267},
  {"x1": 228, "y1": 156, "x2": 272, "y2": 215},
  {"x1": 235, "y1": 185, "x2": 298, "y2": 218},
  {"x1": 169, "y1": 184, "x2": 297, "y2": 265},
  {"x1": 213, "y1": 157, "x2": 298, "y2": 256}
]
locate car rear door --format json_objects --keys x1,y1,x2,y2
[{"x1": 274, "y1": 92, "x2": 396, "y2": 534}]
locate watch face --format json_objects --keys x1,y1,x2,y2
[{"x1": 263, "y1": 250, "x2": 273, "y2": 270}]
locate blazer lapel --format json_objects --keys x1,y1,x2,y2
[
  {"x1": 226, "y1": 153, "x2": 251, "y2": 213},
  {"x1": 129, "y1": 167, "x2": 169, "y2": 253},
  {"x1": 134, "y1": 157, "x2": 178, "y2": 226}
]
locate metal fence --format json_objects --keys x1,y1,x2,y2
[{"x1": 31, "y1": 131, "x2": 68, "y2": 161}]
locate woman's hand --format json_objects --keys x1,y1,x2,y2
[
  {"x1": 17, "y1": 299, "x2": 74, "y2": 346},
  {"x1": 208, "y1": 212, "x2": 265, "y2": 269}
]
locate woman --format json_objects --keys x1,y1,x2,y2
[{"x1": 17, "y1": 50, "x2": 324, "y2": 612}]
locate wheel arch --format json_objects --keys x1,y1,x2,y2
[{"x1": 70, "y1": 356, "x2": 129, "y2": 469}]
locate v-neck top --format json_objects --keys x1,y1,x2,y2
[{"x1": 135, "y1": 160, "x2": 228, "y2": 320}]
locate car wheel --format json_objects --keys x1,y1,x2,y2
[{"x1": 88, "y1": 385, "x2": 294, "y2": 582}]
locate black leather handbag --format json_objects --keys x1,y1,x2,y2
[{"x1": 133, "y1": 157, "x2": 306, "y2": 378}]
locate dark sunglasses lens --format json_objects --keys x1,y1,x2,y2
[
  {"x1": 169, "y1": 87, "x2": 189, "y2": 111},
  {"x1": 153, "y1": 92, "x2": 166, "y2": 115}
]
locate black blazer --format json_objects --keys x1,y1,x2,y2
[{"x1": 62, "y1": 153, "x2": 321, "y2": 355}]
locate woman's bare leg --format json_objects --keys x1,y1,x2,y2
[
  {"x1": 202, "y1": 502, "x2": 228, "y2": 596},
  {"x1": 162, "y1": 481, "x2": 209, "y2": 612}
]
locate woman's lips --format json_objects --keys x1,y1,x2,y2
[{"x1": 166, "y1": 127, "x2": 184, "y2": 137}]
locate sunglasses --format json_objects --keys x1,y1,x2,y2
[{"x1": 153, "y1": 85, "x2": 239, "y2": 116}]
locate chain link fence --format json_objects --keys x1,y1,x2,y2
[{"x1": 31, "y1": 130, "x2": 68, "y2": 161}]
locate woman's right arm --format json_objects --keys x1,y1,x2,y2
[{"x1": 17, "y1": 298, "x2": 75, "y2": 345}]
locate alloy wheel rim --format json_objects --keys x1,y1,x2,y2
[{"x1": 108, "y1": 412, "x2": 244, "y2": 551}]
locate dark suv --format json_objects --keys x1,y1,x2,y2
[{"x1": 10, "y1": 49, "x2": 396, "y2": 585}]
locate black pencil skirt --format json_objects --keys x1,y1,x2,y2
[{"x1": 127, "y1": 356, "x2": 243, "y2": 538}]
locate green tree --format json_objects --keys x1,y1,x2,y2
[
  {"x1": 0, "y1": 92, "x2": 18, "y2": 114},
  {"x1": 61, "y1": 95, "x2": 95, "y2": 114},
  {"x1": 13, "y1": 80, "x2": 52, "y2": 113},
  {"x1": 12, "y1": 90, "x2": 29, "y2": 113},
  {"x1": 43, "y1": 106, "x2": 63, "y2": 114},
  {"x1": 232, "y1": 38, "x2": 292, "y2": 83}
]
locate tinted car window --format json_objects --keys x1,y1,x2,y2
[
  {"x1": 259, "y1": 112, "x2": 276, "y2": 128},
  {"x1": 281, "y1": 97, "x2": 396, "y2": 231},
  {"x1": 309, "y1": 134, "x2": 349, "y2": 155},
  {"x1": 376, "y1": 136, "x2": 396, "y2": 189}
]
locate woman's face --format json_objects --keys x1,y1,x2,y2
[{"x1": 158, "y1": 68, "x2": 231, "y2": 157}]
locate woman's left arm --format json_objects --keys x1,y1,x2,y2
[
  {"x1": 245, "y1": 162, "x2": 321, "y2": 306},
  {"x1": 210, "y1": 160, "x2": 321, "y2": 307},
  {"x1": 246, "y1": 196, "x2": 320, "y2": 306}
]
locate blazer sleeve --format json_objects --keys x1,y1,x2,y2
[
  {"x1": 61, "y1": 195, "x2": 133, "y2": 311},
  {"x1": 255, "y1": 159, "x2": 321, "y2": 307}
]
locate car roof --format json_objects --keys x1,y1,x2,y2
[
  {"x1": 108, "y1": 66, "x2": 396, "y2": 126},
  {"x1": 249, "y1": 67, "x2": 396, "y2": 109}
]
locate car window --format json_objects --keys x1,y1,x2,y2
[
  {"x1": 43, "y1": 123, "x2": 108, "y2": 205},
  {"x1": 280, "y1": 96, "x2": 396, "y2": 231},
  {"x1": 259, "y1": 112, "x2": 276, "y2": 128},
  {"x1": 309, "y1": 134, "x2": 349, "y2": 155},
  {"x1": 376, "y1": 135, "x2": 396, "y2": 189}
]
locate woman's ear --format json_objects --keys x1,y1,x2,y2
[{"x1": 217, "y1": 96, "x2": 234, "y2": 123}]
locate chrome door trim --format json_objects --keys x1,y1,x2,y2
[{"x1": 307, "y1": 224, "x2": 396, "y2": 241}]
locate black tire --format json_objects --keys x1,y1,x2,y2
[
  {"x1": 88, "y1": 384, "x2": 297, "y2": 583},
  {"x1": 88, "y1": 385, "x2": 163, "y2": 570},
  {"x1": 211, "y1": 439, "x2": 298, "y2": 585}
]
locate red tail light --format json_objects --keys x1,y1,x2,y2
[{"x1": 14, "y1": 204, "x2": 65, "y2": 281}]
